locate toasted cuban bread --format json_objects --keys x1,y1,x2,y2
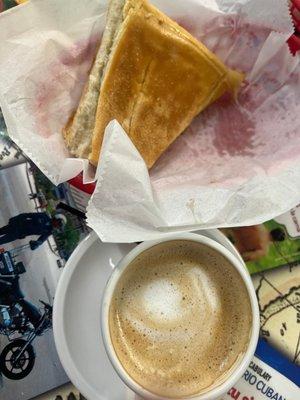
[
  {"x1": 64, "y1": 0, "x2": 243, "y2": 168},
  {"x1": 63, "y1": 0, "x2": 126, "y2": 159}
]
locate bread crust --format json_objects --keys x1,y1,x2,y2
[
  {"x1": 90, "y1": 0, "x2": 243, "y2": 167},
  {"x1": 63, "y1": 0, "x2": 126, "y2": 159},
  {"x1": 64, "y1": 0, "x2": 243, "y2": 167}
]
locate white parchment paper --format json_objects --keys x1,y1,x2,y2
[
  {"x1": 0, "y1": 0, "x2": 107, "y2": 182},
  {"x1": 0, "y1": 0, "x2": 299, "y2": 242},
  {"x1": 87, "y1": 0, "x2": 300, "y2": 242}
]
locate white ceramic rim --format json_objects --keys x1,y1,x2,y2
[
  {"x1": 53, "y1": 234, "x2": 102, "y2": 400},
  {"x1": 101, "y1": 232, "x2": 260, "y2": 400}
]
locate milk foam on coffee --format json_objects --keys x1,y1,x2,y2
[{"x1": 109, "y1": 240, "x2": 252, "y2": 398}]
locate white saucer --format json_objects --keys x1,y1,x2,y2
[{"x1": 53, "y1": 230, "x2": 245, "y2": 400}]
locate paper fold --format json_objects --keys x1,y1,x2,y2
[
  {"x1": 0, "y1": 0, "x2": 299, "y2": 243},
  {"x1": 0, "y1": 0, "x2": 106, "y2": 183}
]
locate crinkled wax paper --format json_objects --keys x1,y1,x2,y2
[
  {"x1": 87, "y1": 0, "x2": 300, "y2": 242},
  {"x1": 0, "y1": 0, "x2": 106, "y2": 182},
  {"x1": 0, "y1": 0, "x2": 299, "y2": 242}
]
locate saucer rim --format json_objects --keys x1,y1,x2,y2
[
  {"x1": 53, "y1": 230, "x2": 245, "y2": 400},
  {"x1": 53, "y1": 233, "x2": 107, "y2": 400}
]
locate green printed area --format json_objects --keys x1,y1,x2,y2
[
  {"x1": 246, "y1": 221, "x2": 300, "y2": 274},
  {"x1": 2, "y1": 0, "x2": 18, "y2": 11},
  {"x1": 223, "y1": 220, "x2": 300, "y2": 275}
]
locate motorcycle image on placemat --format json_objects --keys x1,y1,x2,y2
[{"x1": 0, "y1": 249, "x2": 52, "y2": 380}]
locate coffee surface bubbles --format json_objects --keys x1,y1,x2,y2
[{"x1": 109, "y1": 240, "x2": 252, "y2": 398}]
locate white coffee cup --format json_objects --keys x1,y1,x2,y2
[{"x1": 101, "y1": 233, "x2": 260, "y2": 400}]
